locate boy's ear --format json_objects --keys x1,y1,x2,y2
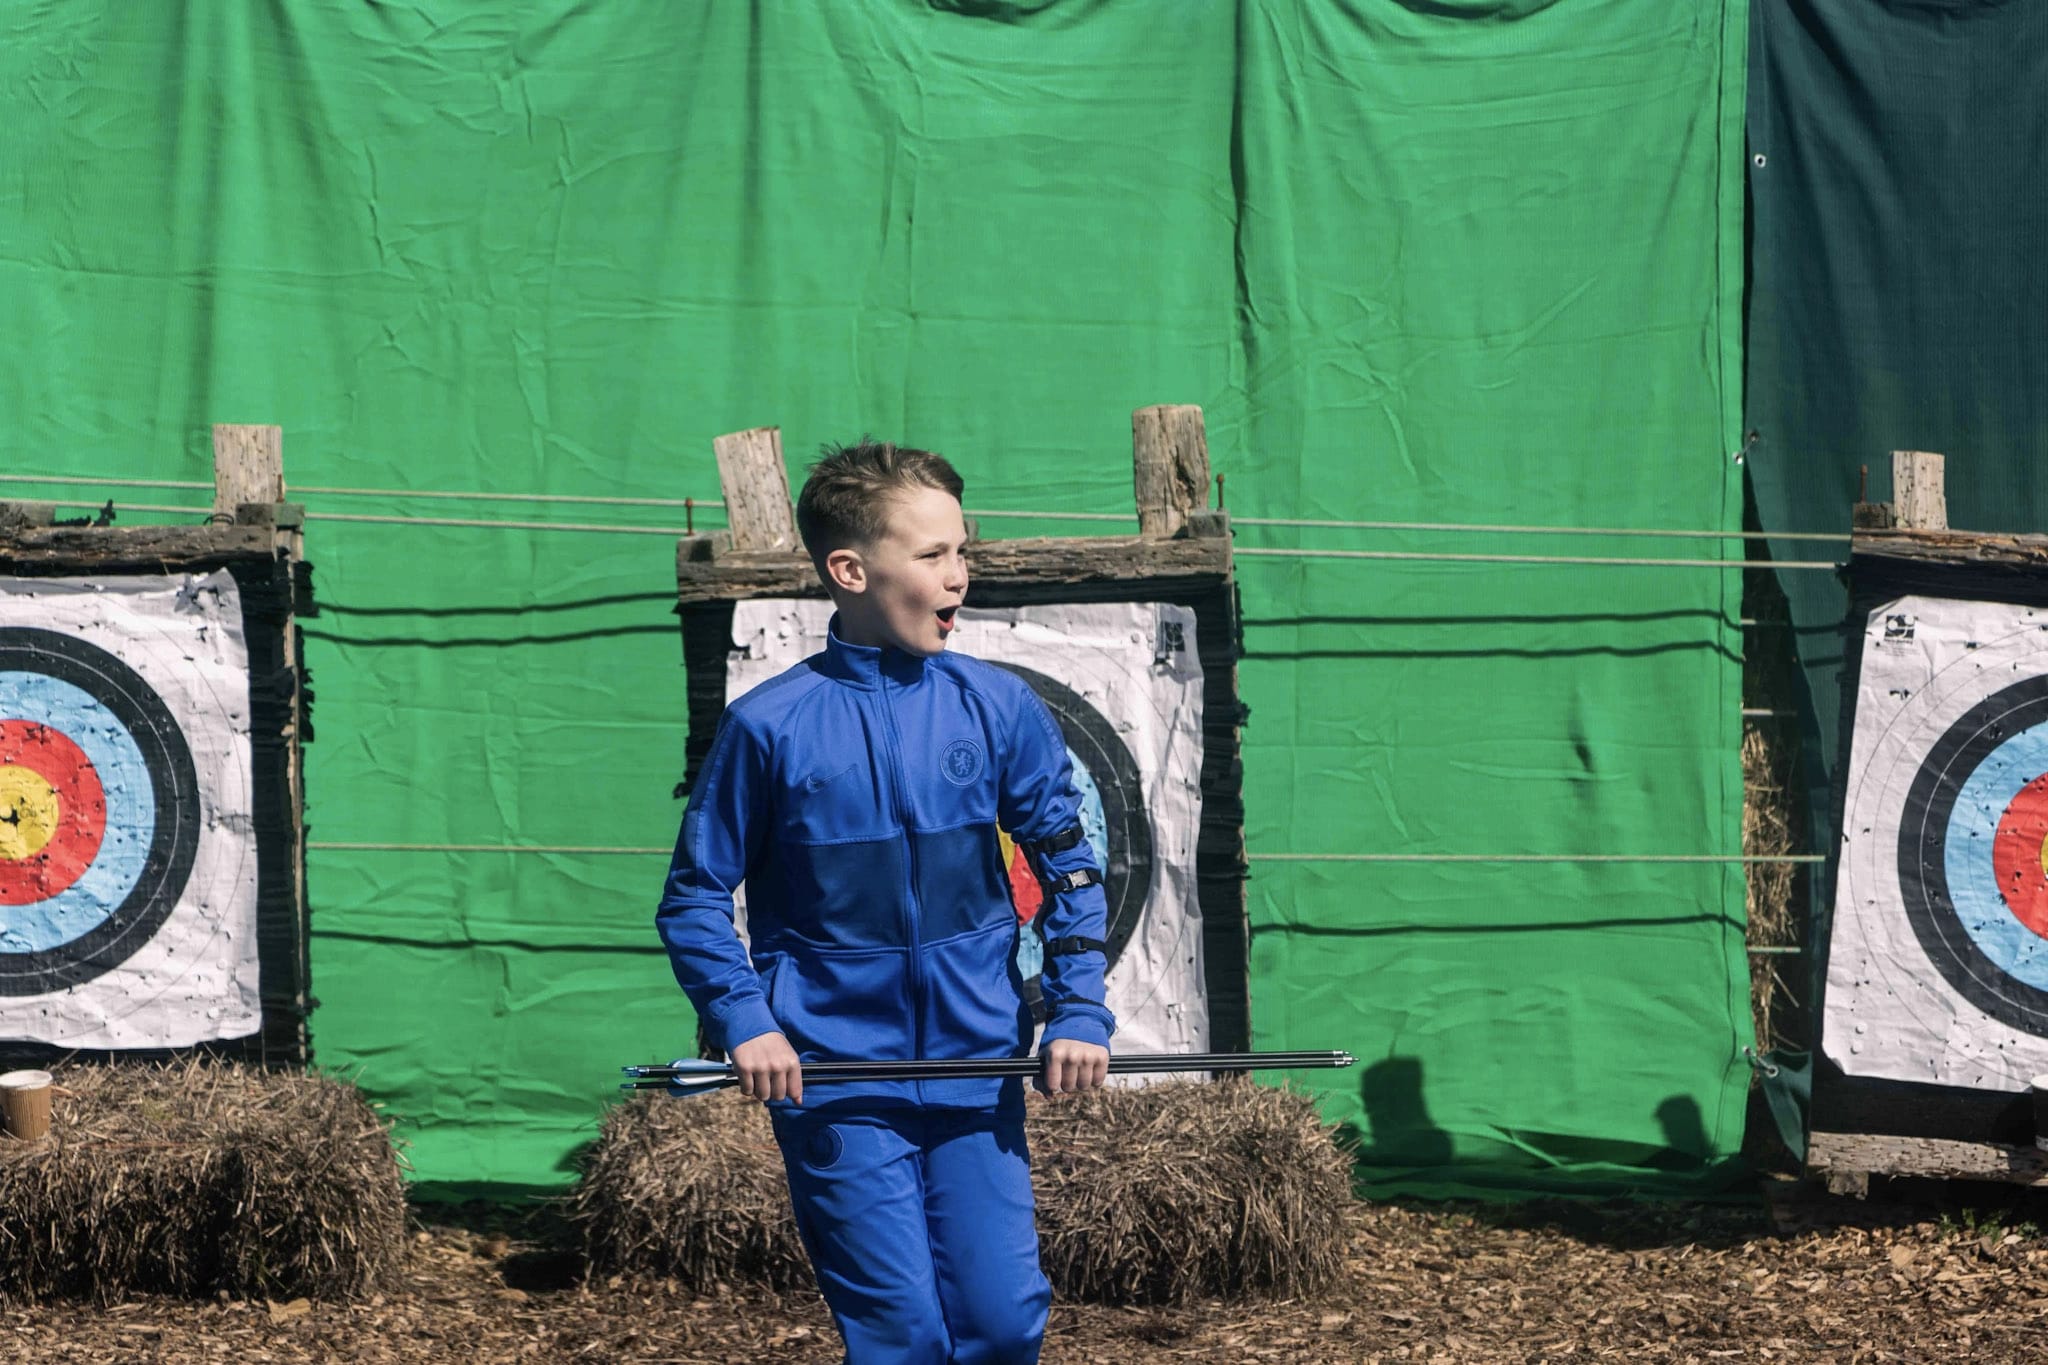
[{"x1": 823, "y1": 546, "x2": 867, "y2": 595}]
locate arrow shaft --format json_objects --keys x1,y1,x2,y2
[{"x1": 624, "y1": 1049, "x2": 1353, "y2": 1092}]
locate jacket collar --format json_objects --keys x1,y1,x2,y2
[{"x1": 818, "y1": 614, "x2": 928, "y2": 689}]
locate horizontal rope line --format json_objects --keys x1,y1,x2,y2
[
  {"x1": 965, "y1": 507, "x2": 1130, "y2": 522},
  {"x1": 1, "y1": 474, "x2": 211, "y2": 491},
  {"x1": 310, "y1": 509, "x2": 693, "y2": 535},
  {"x1": 4, "y1": 474, "x2": 1848, "y2": 542},
  {"x1": 1236, "y1": 547, "x2": 1838, "y2": 570},
  {"x1": 1249, "y1": 853, "x2": 1825, "y2": 864},
  {"x1": 310, "y1": 842, "x2": 1821, "y2": 865},
  {"x1": 310, "y1": 841, "x2": 670, "y2": 855},
  {"x1": 43, "y1": 502, "x2": 1849, "y2": 565},
  {"x1": 296, "y1": 484, "x2": 718, "y2": 510},
  {"x1": 51, "y1": 501, "x2": 699, "y2": 537},
  {"x1": 3, "y1": 472, "x2": 724, "y2": 510},
  {"x1": 1231, "y1": 515, "x2": 1852, "y2": 543}
]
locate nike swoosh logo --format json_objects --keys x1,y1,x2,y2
[{"x1": 803, "y1": 764, "x2": 856, "y2": 793}]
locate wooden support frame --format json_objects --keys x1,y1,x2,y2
[
  {"x1": 674, "y1": 408, "x2": 1251, "y2": 1050},
  {"x1": 1810, "y1": 448, "x2": 2048, "y2": 1192},
  {"x1": 1808, "y1": 1132, "x2": 2048, "y2": 1197},
  {"x1": 0, "y1": 424, "x2": 313, "y2": 1068}
]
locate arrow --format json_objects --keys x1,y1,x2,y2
[{"x1": 620, "y1": 1050, "x2": 1355, "y2": 1096}]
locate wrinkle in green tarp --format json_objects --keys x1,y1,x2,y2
[{"x1": 1, "y1": 0, "x2": 1748, "y2": 1194}]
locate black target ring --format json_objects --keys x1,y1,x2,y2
[
  {"x1": 0, "y1": 627, "x2": 200, "y2": 996},
  {"x1": 1897, "y1": 673, "x2": 2048, "y2": 1036},
  {"x1": 993, "y1": 663, "x2": 1156, "y2": 1014}
]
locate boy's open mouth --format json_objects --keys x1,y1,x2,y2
[{"x1": 936, "y1": 606, "x2": 959, "y2": 631}]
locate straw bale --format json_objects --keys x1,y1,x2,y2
[
  {"x1": 1030, "y1": 1078, "x2": 1355, "y2": 1304},
  {"x1": 1740, "y1": 559, "x2": 1813, "y2": 1057},
  {"x1": 0, "y1": 1060, "x2": 405, "y2": 1303},
  {"x1": 573, "y1": 1078, "x2": 1356, "y2": 1305},
  {"x1": 571, "y1": 1090, "x2": 810, "y2": 1289}
]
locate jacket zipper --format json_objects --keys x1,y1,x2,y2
[{"x1": 876, "y1": 673, "x2": 925, "y2": 1099}]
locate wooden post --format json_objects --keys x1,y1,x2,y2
[
  {"x1": 212, "y1": 424, "x2": 285, "y2": 517},
  {"x1": 1893, "y1": 450, "x2": 1948, "y2": 531},
  {"x1": 212, "y1": 423, "x2": 307, "y2": 1063},
  {"x1": 1133, "y1": 405, "x2": 1210, "y2": 540},
  {"x1": 713, "y1": 428, "x2": 798, "y2": 553}
]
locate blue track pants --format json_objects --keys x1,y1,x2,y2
[{"x1": 772, "y1": 1103, "x2": 1050, "y2": 1364}]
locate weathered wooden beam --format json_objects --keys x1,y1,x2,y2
[
  {"x1": 212, "y1": 424, "x2": 285, "y2": 517},
  {"x1": 1892, "y1": 450, "x2": 1948, "y2": 532},
  {"x1": 1849, "y1": 528, "x2": 2048, "y2": 567},
  {"x1": 1807, "y1": 1130, "x2": 2048, "y2": 1187},
  {"x1": 677, "y1": 533, "x2": 1231, "y2": 606},
  {"x1": 713, "y1": 427, "x2": 799, "y2": 553},
  {"x1": 1132, "y1": 405, "x2": 1210, "y2": 540},
  {"x1": 0, "y1": 524, "x2": 277, "y2": 573}
]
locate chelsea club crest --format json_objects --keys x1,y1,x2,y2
[{"x1": 940, "y1": 738, "x2": 984, "y2": 786}]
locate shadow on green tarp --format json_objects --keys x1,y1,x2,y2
[
  {"x1": 1335, "y1": 1055, "x2": 1759, "y2": 1205},
  {"x1": 408, "y1": 1180, "x2": 574, "y2": 1206}
]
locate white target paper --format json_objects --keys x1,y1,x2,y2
[
  {"x1": 726, "y1": 600, "x2": 1209, "y2": 1058},
  {"x1": 1825, "y1": 593, "x2": 2048, "y2": 1090},
  {"x1": 0, "y1": 573, "x2": 262, "y2": 1048}
]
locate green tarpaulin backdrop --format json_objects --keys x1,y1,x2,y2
[{"x1": 1, "y1": 1, "x2": 1750, "y2": 1194}]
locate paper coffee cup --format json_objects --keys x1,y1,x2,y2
[
  {"x1": 0, "y1": 1068, "x2": 53, "y2": 1142},
  {"x1": 2032, "y1": 1075, "x2": 2048, "y2": 1152}
]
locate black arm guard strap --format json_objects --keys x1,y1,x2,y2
[
  {"x1": 1020, "y1": 824, "x2": 1086, "y2": 856},
  {"x1": 1043, "y1": 935, "x2": 1107, "y2": 957}
]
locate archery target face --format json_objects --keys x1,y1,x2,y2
[
  {"x1": 727, "y1": 599, "x2": 1208, "y2": 1057},
  {"x1": 0, "y1": 574, "x2": 261, "y2": 1048},
  {"x1": 1826, "y1": 593, "x2": 2048, "y2": 1090}
]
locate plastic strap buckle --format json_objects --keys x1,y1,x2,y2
[{"x1": 1043, "y1": 867, "x2": 1101, "y2": 896}]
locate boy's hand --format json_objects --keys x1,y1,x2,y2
[
  {"x1": 1038, "y1": 1039, "x2": 1110, "y2": 1097},
  {"x1": 730, "y1": 1032, "x2": 803, "y2": 1104}
]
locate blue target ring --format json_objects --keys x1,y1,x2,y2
[
  {"x1": 991, "y1": 663, "x2": 1154, "y2": 1020},
  {"x1": 0, "y1": 674, "x2": 153, "y2": 954},
  {"x1": 1942, "y1": 721, "x2": 2048, "y2": 993},
  {"x1": 1900, "y1": 674, "x2": 2048, "y2": 1035},
  {"x1": 0, "y1": 628, "x2": 199, "y2": 996}
]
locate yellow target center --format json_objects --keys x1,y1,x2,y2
[
  {"x1": 0, "y1": 765, "x2": 60, "y2": 861},
  {"x1": 2039, "y1": 832, "x2": 2048, "y2": 882}
]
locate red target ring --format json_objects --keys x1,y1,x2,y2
[
  {"x1": 1991, "y1": 772, "x2": 2048, "y2": 940},
  {"x1": 0, "y1": 719, "x2": 106, "y2": 905}
]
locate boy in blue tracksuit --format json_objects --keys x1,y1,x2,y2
[{"x1": 657, "y1": 439, "x2": 1115, "y2": 1364}]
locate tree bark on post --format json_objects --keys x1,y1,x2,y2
[
  {"x1": 713, "y1": 428, "x2": 799, "y2": 553},
  {"x1": 212, "y1": 424, "x2": 285, "y2": 518},
  {"x1": 1133, "y1": 405, "x2": 1210, "y2": 540},
  {"x1": 1892, "y1": 450, "x2": 1948, "y2": 532}
]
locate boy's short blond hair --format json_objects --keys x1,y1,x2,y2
[{"x1": 795, "y1": 439, "x2": 964, "y2": 572}]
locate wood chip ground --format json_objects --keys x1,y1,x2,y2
[{"x1": 9, "y1": 1180, "x2": 2048, "y2": 1362}]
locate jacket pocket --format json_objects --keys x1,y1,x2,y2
[
  {"x1": 920, "y1": 924, "x2": 1032, "y2": 1059},
  {"x1": 775, "y1": 948, "x2": 915, "y2": 1062}
]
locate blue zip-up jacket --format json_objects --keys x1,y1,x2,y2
[{"x1": 657, "y1": 618, "x2": 1116, "y2": 1108}]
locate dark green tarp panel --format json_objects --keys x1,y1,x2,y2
[
  {"x1": 0, "y1": 1, "x2": 1749, "y2": 1194},
  {"x1": 1746, "y1": 0, "x2": 2048, "y2": 832},
  {"x1": 1745, "y1": 0, "x2": 2048, "y2": 1120}
]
